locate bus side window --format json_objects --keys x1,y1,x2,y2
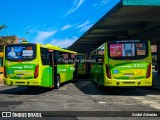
[
  {"x1": 57, "y1": 52, "x2": 63, "y2": 64},
  {"x1": 62, "y1": 53, "x2": 69, "y2": 64},
  {"x1": 69, "y1": 53, "x2": 76, "y2": 64},
  {"x1": 48, "y1": 52, "x2": 52, "y2": 65},
  {"x1": 57, "y1": 52, "x2": 69, "y2": 64},
  {"x1": 56, "y1": 52, "x2": 61, "y2": 64},
  {"x1": 40, "y1": 48, "x2": 50, "y2": 65}
]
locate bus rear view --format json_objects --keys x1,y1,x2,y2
[
  {"x1": 106, "y1": 40, "x2": 152, "y2": 87},
  {"x1": 3, "y1": 44, "x2": 38, "y2": 86},
  {"x1": 91, "y1": 40, "x2": 152, "y2": 88}
]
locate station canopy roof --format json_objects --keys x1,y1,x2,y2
[{"x1": 68, "y1": 0, "x2": 160, "y2": 53}]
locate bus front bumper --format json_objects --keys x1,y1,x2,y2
[
  {"x1": 3, "y1": 78, "x2": 41, "y2": 86},
  {"x1": 104, "y1": 79, "x2": 152, "y2": 87}
]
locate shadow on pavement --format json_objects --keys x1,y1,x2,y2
[
  {"x1": 73, "y1": 79, "x2": 160, "y2": 96},
  {"x1": 0, "y1": 86, "x2": 53, "y2": 95},
  {"x1": 0, "y1": 80, "x2": 74, "y2": 95},
  {"x1": 152, "y1": 71, "x2": 160, "y2": 88}
]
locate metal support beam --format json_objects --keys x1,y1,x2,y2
[
  {"x1": 109, "y1": 14, "x2": 160, "y2": 21},
  {"x1": 96, "y1": 24, "x2": 144, "y2": 30},
  {"x1": 89, "y1": 31, "x2": 128, "y2": 36}
]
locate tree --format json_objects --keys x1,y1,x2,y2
[
  {"x1": 0, "y1": 25, "x2": 17, "y2": 51},
  {"x1": 0, "y1": 36, "x2": 17, "y2": 45},
  {"x1": 0, "y1": 25, "x2": 7, "y2": 31}
]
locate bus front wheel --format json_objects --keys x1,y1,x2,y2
[{"x1": 54, "y1": 75, "x2": 60, "y2": 89}]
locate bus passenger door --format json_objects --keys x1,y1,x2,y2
[
  {"x1": 49, "y1": 50, "x2": 55, "y2": 86},
  {"x1": 53, "y1": 51, "x2": 58, "y2": 86}
]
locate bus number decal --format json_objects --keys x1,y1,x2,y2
[
  {"x1": 24, "y1": 65, "x2": 33, "y2": 69},
  {"x1": 58, "y1": 68, "x2": 67, "y2": 72},
  {"x1": 134, "y1": 64, "x2": 145, "y2": 68},
  {"x1": 70, "y1": 67, "x2": 75, "y2": 71}
]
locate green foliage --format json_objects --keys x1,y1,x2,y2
[
  {"x1": 0, "y1": 25, "x2": 7, "y2": 31},
  {"x1": 0, "y1": 24, "x2": 17, "y2": 46},
  {"x1": 0, "y1": 36, "x2": 17, "y2": 45}
]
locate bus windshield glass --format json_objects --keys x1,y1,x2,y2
[
  {"x1": 5, "y1": 44, "x2": 36, "y2": 61},
  {"x1": 108, "y1": 40, "x2": 148, "y2": 60}
]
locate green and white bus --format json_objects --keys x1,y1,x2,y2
[
  {"x1": 3, "y1": 42, "x2": 77, "y2": 89},
  {"x1": 90, "y1": 40, "x2": 152, "y2": 87},
  {"x1": 77, "y1": 53, "x2": 87, "y2": 76}
]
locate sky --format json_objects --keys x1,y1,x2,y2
[{"x1": 0, "y1": 0, "x2": 120, "y2": 48}]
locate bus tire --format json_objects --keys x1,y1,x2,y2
[
  {"x1": 158, "y1": 68, "x2": 160, "y2": 74},
  {"x1": 27, "y1": 86, "x2": 35, "y2": 90},
  {"x1": 73, "y1": 71, "x2": 78, "y2": 79},
  {"x1": 97, "y1": 81, "x2": 103, "y2": 90},
  {"x1": 54, "y1": 75, "x2": 60, "y2": 89}
]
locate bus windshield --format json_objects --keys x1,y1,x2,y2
[
  {"x1": 108, "y1": 40, "x2": 148, "y2": 60},
  {"x1": 5, "y1": 44, "x2": 36, "y2": 61}
]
